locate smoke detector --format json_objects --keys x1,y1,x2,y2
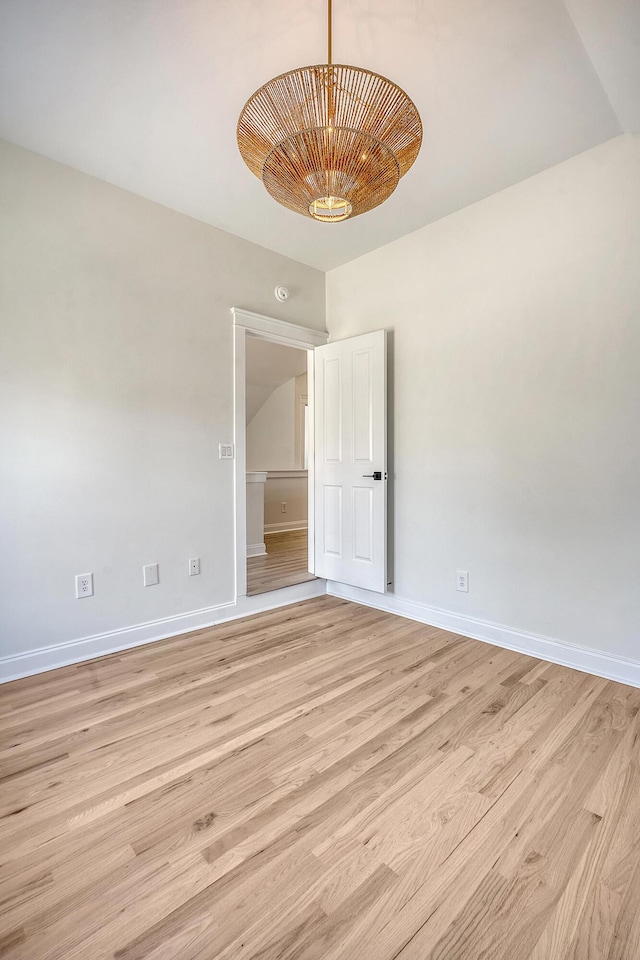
[{"x1": 274, "y1": 285, "x2": 289, "y2": 302}]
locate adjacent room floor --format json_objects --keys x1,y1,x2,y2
[
  {"x1": 247, "y1": 528, "x2": 316, "y2": 595},
  {"x1": 1, "y1": 596, "x2": 639, "y2": 959}
]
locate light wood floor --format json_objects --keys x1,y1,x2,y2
[
  {"x1": 247, "y1": 528, "x2": 316, "y2": 595},
  {"x1": 1, "y1": 597, "x2": 640, "y2": 960}
]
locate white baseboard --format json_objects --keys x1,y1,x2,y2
[
  {"x1": 247, "y1": 542, "x2": 267, "y2": 557},
  {"x1": 264, "y1": 522, "x2": 308, "y2": 534},
  {"x1": 7, "y1": 577, "x2": 637, "y2": 690},
  {"x1": 327, "y1": 582, "x2": 640, "y2": 689},
  {"x1": 0, "y1": 579, "x2": 327, "y2": 684}
]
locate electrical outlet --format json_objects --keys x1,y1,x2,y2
[
  {"x1": 75, "y1": 573, "x2": 94, "y2": 598},
  {"x1": 456, "y1": 570, "x2": 469, "y2": 593},
  {"x1": 281, "y1": 501, "x2": 287, "y2": 513},
  {"x1": 189, "y1": 557, "x2": 201, "y2": 576},
  {"x1": 143, "y1": 563, "x2": 159, "y2": 587},
  {"x1": 218, "y1": 443, "x2": 234, "y2": 459}
]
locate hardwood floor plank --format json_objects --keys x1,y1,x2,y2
[
  {"x1": 247, "y1": 529, "x2": 316, "y2": 595},
  {"x1": 1, "y1": 596, "x2": 640, "y2": 959}
]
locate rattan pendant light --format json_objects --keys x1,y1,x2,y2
[{"x1": 237, "y1": 0, "x2": 422, "y2": 222}]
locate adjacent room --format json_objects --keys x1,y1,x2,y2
[
  {"x1": 244, "y1": 335, "x2": 315, "y2": 595},
  {"x1": 1, "y1": 1, "x2": 639, "y2": 958}
]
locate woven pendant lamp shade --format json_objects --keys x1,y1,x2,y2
[{"x1": 237, "y1": 8, "x2": 422, "y2": 223}]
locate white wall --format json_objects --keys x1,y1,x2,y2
[
  {"x1": 247, "y1": 368, "x2": 308, "y2": 530},
  {"x1": 0, "y1": 139, "x2": 325, "y2": 662},
  {"x1": 264, "y1": 475, "x2": 308, "y2": 531},
  {"x1": 327, "y1": 134, "x2": 640, "y2": 661},
  {"x1": 293, "y1": 371, "x2": 308, "y2": 469},
  {"x1": 246, "y1": 371, "x2": 308, "y2": 475},
  {"x1": 246, "y1": 379, "x2": 296, "y2": 471}
]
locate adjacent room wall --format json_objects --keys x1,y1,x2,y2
[
  {"x1": 246, "y1": 379, "x2": 297, "y2": 471},
  {"x1": 247, "y1": 372, "x2": 309, "y2": 531},
  {"x1": 326, "y1": 134, "x2": 640, "y2": 663},
  {"x1": 263, "y1": 475, "x2": 308, "y2": 532},
  {"x1": 293, "y1": 371, "x2": 308, "y2": 469},
  {"x1": 0, "y1": 139, "x2": 325, "y2": 665}
]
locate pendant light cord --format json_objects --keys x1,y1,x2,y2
[{"x1": 327, "y1": 0, "x2": 333, "y2": 194}]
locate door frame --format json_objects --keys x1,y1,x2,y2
[{"x1": 232, "y1": 308, "x2": 328, "y2": 599}]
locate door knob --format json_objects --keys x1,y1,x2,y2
[{"x1": 362, "y1": 471, "x2": 383, "y2": 480}]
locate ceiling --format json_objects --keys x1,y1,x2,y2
[
  {"x1": 245, "y1": 336, "x2": 307, "y2": 424},
  {"x1": 1, "y1": 1, "x2": 638, "y2": 271}
]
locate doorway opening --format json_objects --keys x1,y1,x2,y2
[
  {"x1": 232, "y1": 308, "x2": 329, "y2": 602},
  {"x1": 245, "y1": 336, "x2": 314, "y2": 595}
]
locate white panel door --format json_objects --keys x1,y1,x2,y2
[{"x1": 314, "y1": 330, "x2": 387, "y2": 592}]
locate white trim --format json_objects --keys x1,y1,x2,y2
[
  {"x1": 0, "y1": 579, "x2": 327, "y2": 684},
  {"x1": 306, "y1": 351, "x2": 316, "y2": 574},
  {"x1": 247, "y1": 542, "x2": 267, "y2": 557},
  {"x1": 296, "y1": 394, "x2": 308, "y2": 470},
  {"x1": 264, "y1": 521, "x2": 308, "y2": 534},
  {"x1": 233, "y1": 308, "x2": 327, "y2": 600},
  {"x1": 233, "y1": 322, "x2": 247, "y2": 598},
  {"x1": 7, "y1": 577, "x2": 638, "y2": 689},
  {"x1": 246, "y1": 471, "x2": 268, "y2": 483},
  {"x1": 267, "y1": 470, "x2": 308, "y2": 480},
  {"x1": 231, "y1": 308, "x2": 328, "y2": 349},
  {"x1": 327, "y1": 582, "x2": 640, "y2": 689}
]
